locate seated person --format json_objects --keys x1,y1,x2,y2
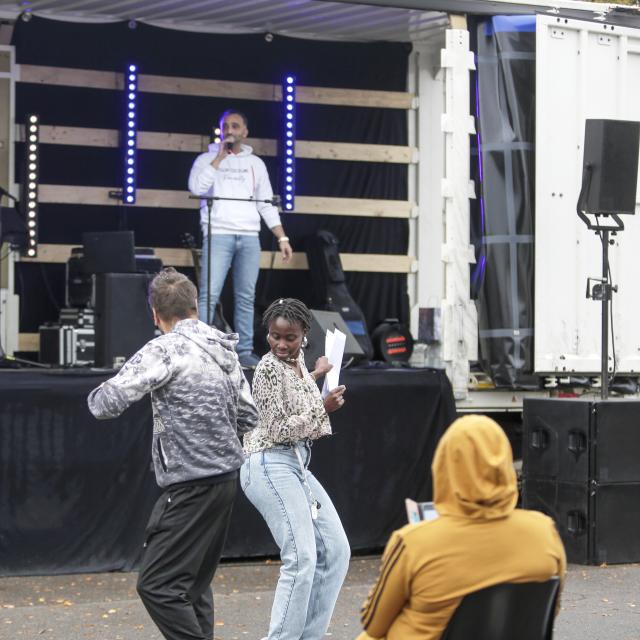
[{"x1": 357, "y1": 414, "x2": 566, "y2": 640}]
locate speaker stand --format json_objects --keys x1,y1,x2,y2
[{"x1": 577, "y1": 164, "x2": 624, "y2": 399}]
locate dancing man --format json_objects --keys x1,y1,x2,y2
[
  {"x1": 189, "y1": 109, "x2": 293, "y2": 368},
  {"x1": 88, "y1": 267, "x2": 258, "y2": 640}
]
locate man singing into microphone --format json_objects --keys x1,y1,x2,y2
[{"x1": 188, "y1": 109, "x2": 293, "y2": 368}]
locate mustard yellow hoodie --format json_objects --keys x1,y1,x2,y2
[{"x1": 357, "y1": 415, "x2": 566, "y2": 640}]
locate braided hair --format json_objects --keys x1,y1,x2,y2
[{"x1": 262, "y1": 298, "x2": 312, "y2": 332}]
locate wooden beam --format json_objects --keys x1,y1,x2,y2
[
  {"x1": 37, "y1": 185, "x2": 414, "y2": 219},
  {"x1": 19, "y1": 64, "x2": 121, "y2": 90},
  {"x1": 25, "y1": 125, "x2": 416, "y2": 164},
  {"x1": 18, "y1": 332, "x2": 39, "y2": 352},
  {"x1": 20, "y1": 244, "x2": 414, "y2": 273},
  {"x1": 449, "y1": 14, "x2": 468, "y2": 30},
  {"x1": 139, "y1": 72, "x2": 277, "y2": 102},
  {"x1": 19, "y1": 64, "x2": 414, "y2": 110}
]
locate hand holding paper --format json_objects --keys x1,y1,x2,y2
[{"x1": 322, "y1": 328, "x2": 346, "y2": 399}]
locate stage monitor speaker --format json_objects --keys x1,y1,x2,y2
[
  {"x1": 522, "y1": 398, "x2": 640, "y2": 564},
  {"x1": 94, "y1": 273, "x2": 156, "y2": 368},
  {"x1": 583, "y1": 119, "x2": 640, "y2": 215},
  {"x1": 303, "y1": 309, "x2": 364, "y2": 372},
  {"x1": 82, "y1": 231, "x2": 136, "y2": 274}
]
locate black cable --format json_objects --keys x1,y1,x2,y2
[
  {"x1": 39, "y1": 263, "x2": 61, "y2": 314},
  {"x1": 595, "y1": 220, "x2": 618, "y2": 386},
  {"x1": 607, "y1": 253, "x2": 617, "y2": 385}
]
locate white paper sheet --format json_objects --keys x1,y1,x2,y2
[{"x1": 321, "y1": 328, "x2": 346, "y2": 398}]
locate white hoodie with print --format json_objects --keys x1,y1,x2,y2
[{"x1": 188, "y1": 142, "x2": 282, "y2": 237}]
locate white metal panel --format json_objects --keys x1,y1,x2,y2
[
  {"x1": 535, "y1": 15, "x2": 640, "y2": 374},
  {"x1": 0, "y1": 44, "x2": 19, "y2": 355}
]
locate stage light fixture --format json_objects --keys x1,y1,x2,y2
[
  {"x1": 281, "y1": 74, "x2": 296, "y2": 211},
  {"x1": 122, "y1": 64, "x2": 138, "y2": 204},
  {"x1": 22, "y1": 114, "x2": 39, "y2": 257}
]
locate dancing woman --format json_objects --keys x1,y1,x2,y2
[{"x1": 241, "y1": 298, "x2": 351, "y2": 640}]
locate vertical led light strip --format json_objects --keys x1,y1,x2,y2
[
  {"x1": 124, "y1": 64, "x2": 138, "y2": 204},
  {"x1": 283, "y1": 75, "x2": 296, "y2": 211},
  {"x1": 24, "y1": 114, "x2": 39, "y2": 257}
]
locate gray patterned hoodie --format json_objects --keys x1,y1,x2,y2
[{"x1": 88, "y1": 318, "x2": 258, "y2": 488}]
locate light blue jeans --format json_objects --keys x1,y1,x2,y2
[
  {"x1": 198, "y1": 233, "x2": 260, "y2": 356},
  {"x1": 240, "y1": 442, "x2": 351, "y2": 640}
]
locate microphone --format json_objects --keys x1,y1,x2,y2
[{"x1": 224, "y1": 137, "x2": 234, "y2": 152}]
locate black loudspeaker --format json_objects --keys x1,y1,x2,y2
[
  {"x1": 583, "y1": 119, "x2": 640, "y2": 215},
  {"x1": 94, "y1": 273, "x2": 156, "y2": 368},
  {"x1": 303, "y1": 310, "x2": 364, "y2": 372},
  {"x1": 522, "y1": 398, "x2": 640, "y2": 564}
]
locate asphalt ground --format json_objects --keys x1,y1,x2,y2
[{"x1": 1, "y1": 558, "x2": 640, "y2": 640}]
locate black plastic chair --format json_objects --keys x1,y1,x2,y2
[{"x1": 441, "y1": 577, "x2": 560, "y2": 640}]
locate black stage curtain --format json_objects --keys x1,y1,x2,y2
[
  {"x1": 0, "y1": 368, "x2": 455, "y2": 576},
  {"x1": 11, "y1": 17, "x2": 410, "y2": 337}
]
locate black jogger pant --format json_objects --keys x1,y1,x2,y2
[{"x1": 137, "y1": 478, "x2": 236, "y2": 640}]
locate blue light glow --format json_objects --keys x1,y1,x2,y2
[
  {"x1": 281, "y1": 74, "x2": 296, "y2": 211},
  {"x1": 123, "y1": 64, "x2": 138, "y2": 204}
]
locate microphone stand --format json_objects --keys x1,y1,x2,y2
[{"x1": 188, "y1": 194, "x2": 282, "y2": 327}]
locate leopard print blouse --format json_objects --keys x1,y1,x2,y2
[{"x1": 243, "y1": 350, "x2": 331, "y2": 454}]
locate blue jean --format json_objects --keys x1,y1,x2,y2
[
  {"x1": 198, "y1": 233, "x2": 260, "y2": 356},
  {"x1": 240, "y1": 442, "x2": 351, "y2": 640}
]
